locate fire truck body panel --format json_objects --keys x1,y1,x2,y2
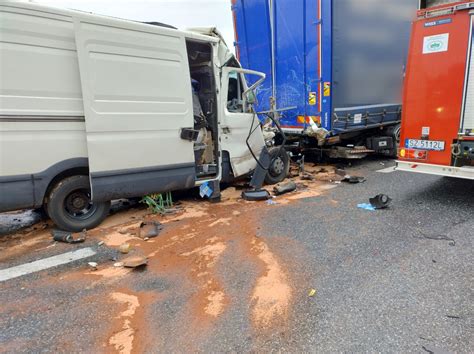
[{"x1": 397, "y1": 1, "x2": 474, "y2": 179}]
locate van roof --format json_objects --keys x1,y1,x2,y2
[{"x1": 1, "y1": 0, "x2": 220, "y2": 43}]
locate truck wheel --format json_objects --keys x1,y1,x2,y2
[
  {"x1": 386, "y1": 124, "x2": 401, "y2": 158},
  {"x1": 46, "y1": 175, "x2": 110, "y2": 232},
  {"x1": 264, "y1": 147, "x2": 290, "y2": 185}
]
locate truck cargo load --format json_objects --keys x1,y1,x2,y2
[
  {"x1": 397, "y1": 1, "x2": 474, "y2": 179},
  {"x1": 232, "y1": 0, "x2": 419, "y2": 157}
]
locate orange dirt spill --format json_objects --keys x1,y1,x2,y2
[
  {"x1": 108, "y1": 292, "x2": 140, "y2": 354},
  {"x1": 250, "y1": 238, "x2": 292, "y2": 328},
  {"x1": 205, "y1": 290, "x2": 225, "y2": 317},
  {"x1": 2, "y1": 170, "x2": 339, "y2": 349}
]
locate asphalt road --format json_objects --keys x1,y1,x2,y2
[
  {"x1": 0, "y1": 159, "x2": 472, "y2": 353},
  {"x1": 260, "y1": 160, "x2": 473, "y2": 353}
]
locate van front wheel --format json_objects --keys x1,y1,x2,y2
[
  {"x1": 46, "y1": 175, "x2": 110, "y2": 232},
  {"x1": 264, "y1": 147, "x2": 290, "y2": 185}
]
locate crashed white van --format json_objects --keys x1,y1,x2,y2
[{"x1": 0, "y1": 1, "x2": 288, "y2": 231}]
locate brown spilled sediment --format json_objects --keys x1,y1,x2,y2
[
  {"x1": 250, "y1": 238, "x2": 292, "y2": 328},
  {"x1": 108, "y1": 292, "x2": 140, "y2": 354},
  {"x1": 2, "y1": 165, "x2": 341, "y2": 349}
]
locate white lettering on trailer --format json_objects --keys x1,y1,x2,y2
[{"x1": 0, "y1": 248, "x2": 97, "y2": 282}]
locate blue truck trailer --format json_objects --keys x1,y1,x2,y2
[{"x1": 232, "y1": 0, "x2": 420, "y2": 158}]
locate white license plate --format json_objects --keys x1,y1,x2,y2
[{"x1": 405, "y1": 139, "x2": 445, "y2": 151}]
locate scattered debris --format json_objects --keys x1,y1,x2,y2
[
  {"x1": 300, "y1": 173, "x2": 314, "y2": 181},
  {"x1": 446, "y1": 315, "x2": 461, "y2": 319},
  {"x1": 296, "y1": 155, "x2": 305, "y2": 174},
  {"x1": 119, "y1": 242, "x2": 131, "y2": 254},
  {"x1": 200, "y1": 182, "x2": 213, "y2": 198},
  {"x1": 141, "y1": 192, "x2": 173, "y2": 214},
  {"x1": 357, "y1": 203, "x2": 376, "y2": 211},
  {"x1": 414, "y1": 233, "x2": 456, "y2": 246},
  {"x1": 98, "y1": 241, "x2": 104, "y2": 246},
  {"x1": 122, "y1": 255, "x2": 148, "y2": 268},
  {"x1": 308, "y1": 289, "x2": 317, "y2": 297},
  {"x1": 273, "y1": 181, "x2": 297, "y2": 196},
  {"x1": 369, "y1": 194, "x2": 392, "y2": 209},
  {"x1": 138, "y1": 221, "x2": 163, "y2": 239},
  {"x1": 51, "y1": 229, "x2": 86, "y2": 244},
  {"x1": 342, "y1": 175, "x2": 366, "y2": 184},
  {"x1": 242, "y1": 189, "x2": 271, "y2": 201},
  {"x1": 421, "y1": 344, "x2": 451, "y2": 354},
  {"x1": 114, "y1": 262, "x2": 124, "y2": 268},
  {"x1": 88, "y1": 262, "x2": 98, "y2": 270},
  {"x1": 266, "y1": 199, "x2": 278, "y2": 206}
]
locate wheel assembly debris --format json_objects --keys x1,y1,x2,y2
[
  {"x1": 369, "y1": 194, "x2": 392, "y2": 209},
  {"x1": 51, "y1": 229, "x2": 87, "y2": 244},
  {"x1": 358, "y1": 194, "x2": 392, "y2": 211}
]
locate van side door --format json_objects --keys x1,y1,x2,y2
[
  {"x1": 220, "y1": 67, "x2": 266, "y2": 177},
  {"x1": 73, "y1": 16, "x2": 195, "y2": 201}
]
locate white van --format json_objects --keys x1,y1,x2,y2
[{"x1": 0, "y1": 1, "x2": 288, "y2": 231}]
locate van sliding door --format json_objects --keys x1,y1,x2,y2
[{"x1": 73, "y1": 16, "x2": 195, "y2": 201}]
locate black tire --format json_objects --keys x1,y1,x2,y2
[
  {"x1": 46, "y1": 175, "x2": 110, "y2": 232},
  {"x1": 264, "y1": 147, "x2": 290, "y2": 185},
  {"x1": 386, "y1": 124, "x2": 401, "y2": 158}
]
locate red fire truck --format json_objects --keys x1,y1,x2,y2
[{"x1": 397, "y1": 1, "x2": 474, "y2": 179}]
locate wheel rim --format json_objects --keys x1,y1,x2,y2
[
  {"x1": 64, "y1": 189, "x2": 97, "y2": 220},
  {"x1": 270, "y1": 156, "x2": 285, "y2": 177},
  {"x1": 395, "y1": 126, "x2": 401, "y2": 146}
]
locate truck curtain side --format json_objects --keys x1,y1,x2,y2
[
  {"x1": 397, "y1": 1, "x2": 474, "y2": 179},
  {"x1": 232, "y1": 0, "x2": 418, "y2": 143}
]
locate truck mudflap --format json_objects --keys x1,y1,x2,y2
[{"x1": 396, "y1": 161, "x2": 474, "y2": 180}]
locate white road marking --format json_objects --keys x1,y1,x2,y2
[
  {"x1": 0, "y1": 247, "x2": 96, "y2": 282},
  {"x1": 377, "y1": 166, "x2": 397, "y2": 174}
]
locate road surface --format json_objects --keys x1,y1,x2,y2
[{"x1": 0, "y1": 159, "x2": 472, "y2": 353}]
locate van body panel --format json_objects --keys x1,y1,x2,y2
[
  {"x1": 73, "y1": 16, "x2": 196, "y2": 201},
  {"x1": 0, "y1": 6, "x2": 83, "y2": 116},
  {"x1": 0, "y1": 175, "x2": 34, "y2": 211},
  {"x1": 0, "y1": 157, "x2": 89, "y2": 212},
  {"x1": 0, "y1": 120, "x2": 87, "y2": 176}
]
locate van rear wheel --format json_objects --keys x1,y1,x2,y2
[{"x1": 46, "y1": 175, "x2": 110, "y2": 232}]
